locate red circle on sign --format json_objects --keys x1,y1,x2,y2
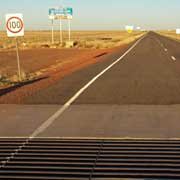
[{"x1": 6, "y1": 16, "x2": 23, "y2": 34}]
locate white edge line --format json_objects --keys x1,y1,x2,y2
[
  {"x1": 29, "y1": 34, "x2": 147, "y2": 138},
  {"x1": 171, "y1": 56, "x2": 176, "y2": 61}
]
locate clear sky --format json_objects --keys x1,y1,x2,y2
[{"x1": 0, "y1": 0, "x2": 180, "y2": 30}]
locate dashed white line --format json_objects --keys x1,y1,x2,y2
[
  {"x1": 29, "y1": 34, "x2": 147, "y2": 138},
  {"x1": 171, "y1": 56, "x2": 176, "y2": 61}
]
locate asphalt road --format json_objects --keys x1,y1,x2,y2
[
  {"x1": 1, "y1": 32, "x2": 180, "y2": 138},
  {"x1": 24, "y1": 32, "x2": 180, "y2": 105}
]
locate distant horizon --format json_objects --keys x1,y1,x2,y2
[
  {"x1": 0, "y1": 30, "x2": 176, "y2": 32},
  {"x1": 1, "y1": 0, "x2": 180, "y2": 31}
]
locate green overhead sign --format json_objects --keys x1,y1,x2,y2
[{"x1": 49, "y1": 7, "x2": 73, "y2": 20}]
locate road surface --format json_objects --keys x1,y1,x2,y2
[
  {"x1": 1, "y1": 32, "x2": 180, "y2": 138},
  {"x1": 24, "y1": 32, "x2": 180, "y2": 105}
]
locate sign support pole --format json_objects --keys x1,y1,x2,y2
[
  {"x1": 59, "y1": 18, "x2": 63, "y2": 44},
  {"x1": 68, "y1": 19, "x2": 71, "y2": 42},
  {"x1": 15, "y1": 37, "x2": 22, "y2": 82},
  {"x1": 51, "y1": 19, "x2": 54, "y2": 44}
]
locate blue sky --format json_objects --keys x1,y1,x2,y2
[{"x1": 0, "y1": 0, "x2": 180, "y2": 30}]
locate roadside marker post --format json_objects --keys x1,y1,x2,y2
[{"x1": 5, "y1": 13, "x2": 24, "y2": 82}]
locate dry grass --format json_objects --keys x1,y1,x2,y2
[
  {"x1": 0, "y1": 69, "x2": 36, "y2": 88},
  {"x1": 158, "y1": 31, "x2": 180, "y2": 41},
  {"x1": 0, "y1": 31, "x2": 145, "y2": 50}
]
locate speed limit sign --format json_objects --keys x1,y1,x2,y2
[
  {"x1": 6, "y1": 14, "x2": 24, "y2": 37},
  {"x1": 5, "y1": 13, "x2": 24, "y2": 82}
]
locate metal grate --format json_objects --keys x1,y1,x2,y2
[{"x1": 0, "y1": 138, "x2": 180, "y2": 179}]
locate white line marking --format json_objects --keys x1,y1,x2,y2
[
  {"x1": 29, "y1": 35, "x2": 146, "y2": 138},
  {"x1": 164, "y1": 48, "x2": 168, "y2": 52},
  {"x1": 171, "y1": 56, "x2": 176, "y2": 61}
]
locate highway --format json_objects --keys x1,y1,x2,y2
[
  {"x1": 24, "y1": 32, "x2": 180, "y2": 105},
  {"x1": 1, "y1": 32, "x2": 180, "y2": 138},
  {"x1": 1, "y1": 32, "x2": 180, "y2": 179}
]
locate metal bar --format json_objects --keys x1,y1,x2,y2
[
  {"x1": 68, "y1": 19, "x2": 71, "y2": 41},
  {"x1": 59, "y1": 18, "x2": 63, "y2": 44},
  {"x1": 1, "y1": 138, "x2": 180, "y2": 179},
  {"x1": 15, "y1": 38, "x2": 22, "y2": 82},
  {"x1": 51, "y1": 19, "x2": 54, "y2": 44}
]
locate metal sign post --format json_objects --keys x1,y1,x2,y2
[
  {"x1": 125, "y1": 25, "x2": 134, "y2": 33},
  {"x1": 15, "y1": 38, "x2": 22, "y2": 82},
  {"x1": 51, "y1": 19, "x2": 54, "y2": 44},
  {"x1": 68, "y1": 19, "x2": 71, "y2": 41},
  {"x1": 6, "y1": 13, "x2": 24, "y2": 82},
  {"x1": 59, "y1": 18, "x2": 63, "y2": 44}
]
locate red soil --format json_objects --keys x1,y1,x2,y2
[{"x1": 0, "y1": 46, "x2": 127, "y2": 104}]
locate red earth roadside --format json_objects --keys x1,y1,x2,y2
[{"x1": 0, "y1": 45, "x2": 127, "y2": 104}]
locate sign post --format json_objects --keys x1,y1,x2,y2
[
  {"x1": 68, "y1": 19, "x2": 71, "y2": 41},
  {"x1": 125, "y1": 25, "x2": 134, "y2": 33},
  {"x1": 176, "y1": 29, "x2": 180, "y2": 35},
  {"x1": 6, "y1": 13, "x2": 24, "y2": 82},
  {"x1": 15, "y1": 38, "x2": 21, "y2": 82},
  {"x1": 66, "y1": 7, "x2": 73, "y2": 42},
  {"x1": 51, "y1": 19, "x2": 54, "y2": 44},
  {"x1": 59, "y1": 18, "x2": 63, "y2": 44},
  {"x1": 49, "y1": 7, "x2": 73, "y2": 44}
]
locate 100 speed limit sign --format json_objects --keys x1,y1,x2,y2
[{"x1": 6, "y1": 13, "x2": 24, "y2": 37}]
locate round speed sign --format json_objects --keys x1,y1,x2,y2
[
  {"x1": 6, "y1": 16, "x2": 23, "y2": 33},
  {"x1": 6, "y1": 14, "x2": 24, "y2": 37}
]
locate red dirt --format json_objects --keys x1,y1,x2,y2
[
  {"x1": 0, "y1": 46, "x2": 127, "y2": 104},
  {"x1": 0, "y1": 48, "x2": 104, "y2": 76}
]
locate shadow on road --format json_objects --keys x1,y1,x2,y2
[{"x1": 0, "y1": 76, "x2": 48, "y2": 97}]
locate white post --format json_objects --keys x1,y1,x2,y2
[
  {"x1": 15, "y1": 38, "x2": 22, "y2": 82},
  {"x1": 59, "y1": 18, "x2": 63, "y2": 44},
  {"x1": 51, "y1": 19, "x2": 54, "y2": 44},
  {"x1": 68, "y1": 19, "x2": 71, "y2": 41}
]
